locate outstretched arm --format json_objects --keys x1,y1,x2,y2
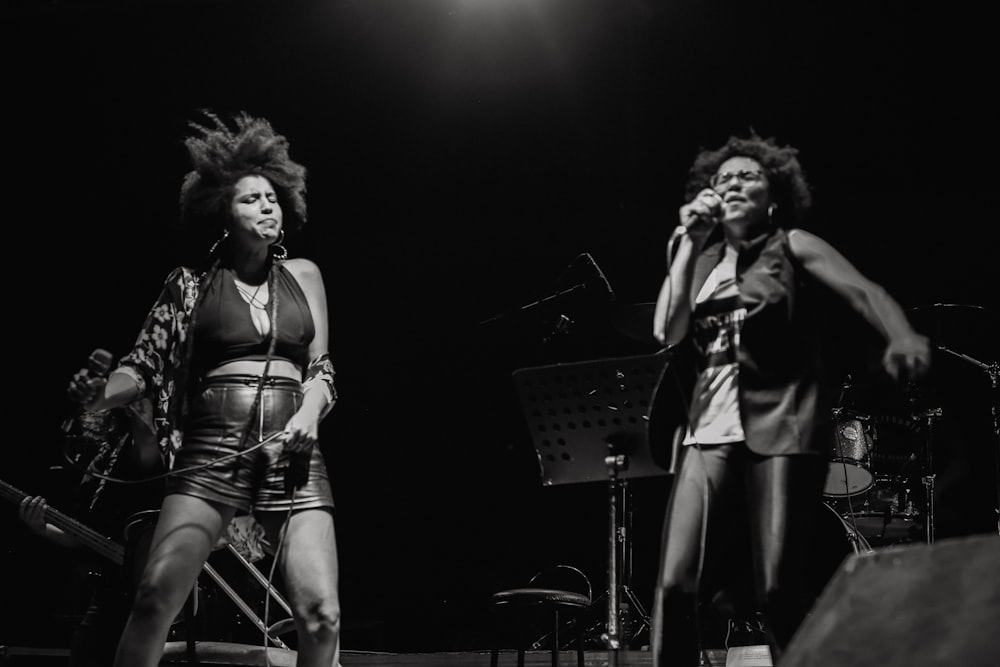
[{"x1": 788, "y1": 228, "x2": 931, "y2": 382}]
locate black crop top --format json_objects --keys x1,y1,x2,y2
[{"x1": 191, "y1": 264, "x2": 315, "y2": 374}]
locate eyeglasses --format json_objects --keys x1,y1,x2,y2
[{"x1": 710, "y1": 169, "x2": 765, "y2": 189}]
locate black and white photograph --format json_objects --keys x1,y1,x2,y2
[{"x1": 4, "y1": 1, "x2": 997, "y2": 666}]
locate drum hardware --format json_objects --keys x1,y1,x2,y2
[
  {"x1": 906, "y1": 304, "x2": 998, "y2": 535},
  {"x1": 913, "y1": 406, "x2": 942, "y2": 544},
  {"x1": 821, "y1": 501, "x2": 873, "y2": 555},
  {"x1": 934, "y1": 344, "x2": 1000, "y2": 535},
  {"x1": 834, "y1": 475, "x2": 923, "y2": 546}
]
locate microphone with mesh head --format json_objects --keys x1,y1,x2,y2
[{"x1": 62, "y1": 348, "x2": 114, "y2": 434}]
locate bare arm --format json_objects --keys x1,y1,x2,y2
[
  {"x1": 653, "y1": 188, "x2": 721, "y2": 347},
  {"x1": 69, "y1": 269, "x2": 189, "y2": 414},
  {"x1": 282, "y1": 258, "x2": 335, "y2": 450},
  {"x1": 653, "y1": 233, "x2": 704, "y2": 347},
  {"x1": 788, "y1": 228, "x2": 931, "y2": 381},
  {"x1": 69, "y1": 368, "x2": 141, "y2": 413}
]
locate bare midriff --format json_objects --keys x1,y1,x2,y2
[{"x1": 204, "y1": 358, "x2": 302, "y2": 381}]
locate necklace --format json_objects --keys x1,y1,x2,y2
[{"x1": 235, "y1": 282, "x2": 268, "y2": 310}]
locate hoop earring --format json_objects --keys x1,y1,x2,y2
[
  {"x1": 271, "y1": 229, "x2": 288, "y2": 261},
  {"x1": 767, "y1": 204, "x2": 776, "y2": 224},
  {"x1": 208, "y1": 229, "x2": 229, "y2": 256}
]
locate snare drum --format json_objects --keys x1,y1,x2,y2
[{"x1": 823, "y1": 411, "x2": 875, "y2": 497}]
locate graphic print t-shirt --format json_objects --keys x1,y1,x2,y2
[{"x1": 684, "y1": 244, "x2": 747, "y2": 445}]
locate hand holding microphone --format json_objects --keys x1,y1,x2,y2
[
  {"x1": 280, "y1": 413, "x2": 319, "y2": 493},
  {"x1": 65, "y1": 349, "x2": 114, "y2": 420},
  {"x1": 676, "y1": 188, "x2": 723, "y2": 240}
]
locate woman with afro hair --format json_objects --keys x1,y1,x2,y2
[
  {"x1": 68, "y1": 111, "x2": 341, "y2": 667},
  {"x1": 649, "y1": 134, "x2": 931, "y2": 665}
]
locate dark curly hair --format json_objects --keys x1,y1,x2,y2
[
  {"x1": 173, "y1": 112, "x2": 295, "y2": 445},
  {"x1": 179, "y1": 110, "x2": 308, "y2": 233},
  {"x1": 684, "y1": 133, "x2": 812, "y2": 228}
]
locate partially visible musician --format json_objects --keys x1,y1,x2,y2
[{"x1": 19, "y1": 401, "x2": 164, "y2": 667}]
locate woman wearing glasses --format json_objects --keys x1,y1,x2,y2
[{"x1": 649, "y1": 134, "x2": 930, "y2": 665}]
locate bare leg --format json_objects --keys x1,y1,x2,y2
[
  {"x1": 257, "y1": 508, "x2": 341, "y2": 667},
  {"x1": 113, "y1": 493, "x2": 237, "y2": 667}
]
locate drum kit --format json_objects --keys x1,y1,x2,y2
[
  {"x1": 822, "y1": 407, "x2": 928, "y2": 551},
  {"x1": 822, "y1": 303, "x2": 999, "y2": 552}
]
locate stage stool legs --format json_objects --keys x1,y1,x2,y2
[{"x1": 488, "y1": 565, "x2": 591, "y2": 667}]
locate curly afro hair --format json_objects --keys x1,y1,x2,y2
[
  {"x1": 685, "y1": 133, "x2": 812, "y2": 228},
  {"x1": 179, "y1": 111, "x2": 307, "y2": 232}
]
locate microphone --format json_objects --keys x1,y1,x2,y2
[
  {"x1": 284, "y1": 448, "x2": 311, "y2": 494},
  {"x1": 678, "y1": 191, "x2": 723, "y2": 233},
  {"x1": 62, "y1": 348, "x2": 114, "y2": 434}
]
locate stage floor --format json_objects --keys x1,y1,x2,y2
[
  {"x1": 2, "y1": 643, "x2": 732, "y2": 666},
  {"x1": 158, "y1": 643, "x2": 732, "y2": 666},
  {"x1": 339, "y1": 649, "x2": 729, "y2": 666}
]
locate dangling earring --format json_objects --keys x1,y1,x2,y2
[
  {"x1": 271, "y1": 229, "x2": 288, "y2": 261},
  {"x1": 208, "y1": 229, "x2": 229, "y2": 256},
  {"x1": 767, "y1": 204, "x2": 776, "y2": 224}
]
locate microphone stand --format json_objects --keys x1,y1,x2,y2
[
  {"x1": 936, "y1": 345, "x2": 1000, "y2": 535},
  {"x1": 478, "y1": 284, "x2": 587, "y2": 327}
]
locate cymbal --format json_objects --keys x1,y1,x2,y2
[
  {"x1": 609, "y1": 302, "x2": 659, "y2": 347},
  {"x1": 906, "y1": 303, "x2": 997, "y2": 361},
  {"x1": 907, "y1": 303, "x2": 991, "y2": 317}
]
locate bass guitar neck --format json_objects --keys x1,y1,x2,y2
[{"x1": 0, "y1": 478, "x2": 124, "y2": 565}]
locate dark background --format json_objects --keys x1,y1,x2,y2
[{"x1": 3, "y1": 0, "x2": 996, "y2": 655}]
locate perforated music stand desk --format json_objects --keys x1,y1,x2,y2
[{"x1": 512, "y1": 352, "x2": 673, "y2": 665}]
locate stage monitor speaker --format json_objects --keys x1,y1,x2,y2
[{"x1": 782, "y1": 533, "x2": 1000, "y2": 667}]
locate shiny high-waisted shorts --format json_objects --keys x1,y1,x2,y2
[{"x1": 166, "y1": 375, "x2": 334, "y2": 514}]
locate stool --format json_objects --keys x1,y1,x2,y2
[{"x1": 489, "y1": 564, "x2": 592, "y2": 667}]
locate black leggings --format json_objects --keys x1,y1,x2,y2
[{"x1": 650, "y1": 442, "x2": 827, "y2": 666}]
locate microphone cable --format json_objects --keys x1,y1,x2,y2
[
  {"x1": 66, "y1": 430, "x2": 283, "y2": 485},
  {"x1": 263, "y1": 487, "x2": 297, "y2": 667}
]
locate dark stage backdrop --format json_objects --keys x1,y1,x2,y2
[{"x1": 4, "y1": 0, "x2": 995, "y2": 654}]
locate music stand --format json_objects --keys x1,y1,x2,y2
[{"x1": 512, "y1": 352, "x2": 673, "y2": 666}]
